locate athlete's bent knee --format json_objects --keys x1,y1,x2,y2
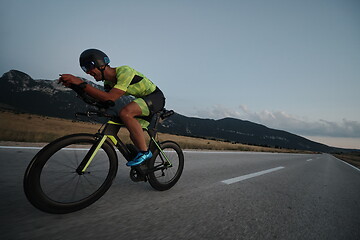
[{"x1": 119, "y1": 107, "x2": 132, "y2": 120}]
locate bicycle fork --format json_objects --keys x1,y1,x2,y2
[{"x1": 76, "y1": 135, "x2": 108, "y2": 175}]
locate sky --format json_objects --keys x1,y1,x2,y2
[{"x1": 1, "y1": 0, "x2": 359, "y2": 149}]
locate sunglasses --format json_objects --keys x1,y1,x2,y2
[{"x1": 81, "y1": 61, "x2": 96, "y2": 73}]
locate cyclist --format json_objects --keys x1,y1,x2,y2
[{"x1": 59, "y1": 49, "x2": 165, "y2": 167}]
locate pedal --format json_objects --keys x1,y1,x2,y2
[{"x1": 129, "y1": 168, "x2": 147, "y2": 182}]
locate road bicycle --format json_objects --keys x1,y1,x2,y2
[{"x1": 23, "y1": 84, "x2": 184, "y2": 214}]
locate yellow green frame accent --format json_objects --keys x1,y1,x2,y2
[
  {"x1": 80, "y1": 118, "x2": 152, "y2": 173},
  {"x1": 107, "y1": 135, "x2": 118, "y2": 145},
  {"x1": 107, "y1": 119, "x2": 150, "y2": 129},
  {"x1": 151, "y1": 137, "x2": 172, "y2": 167},
  {"x1": 81, "y1": 135, "x2": 108, "y2": 173}
]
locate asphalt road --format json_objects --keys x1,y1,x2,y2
[{"x1": 1, "y1": 146, "x2": 360, "y2": 240}]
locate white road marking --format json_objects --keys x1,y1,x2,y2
[
  {"x1": 306, "y1": 159, "x2": 313, "y2": 162},
  {"x1": 221, "y1": 166, "x2": 285, "y2": 185},
  {"x1": 0, "y1": 146, "x2": 96, "y2": 151},
  {"x1": 0, "y1": 146, "x2": 42, "y2": 150},
  {"x1": 334, "y1": 157, "x2": 360, "y2": 172}
]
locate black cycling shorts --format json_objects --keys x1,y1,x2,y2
[
  {"x1": 106, "y1": 87, "x2": 165, "y2": 117},
  {"x1": 141, "y1": 87, "x2": 166, "y2": 115}
]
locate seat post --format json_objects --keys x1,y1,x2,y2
[{"x1": 147, "y1": 111, "x2": 161, "y2": 139}]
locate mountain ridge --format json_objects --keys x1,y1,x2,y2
[{"x1": 0, "y1": 69, "x2": 352, "y2": 153}]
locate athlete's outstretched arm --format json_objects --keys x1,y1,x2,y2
[{"x1": 59, "y1": 74, "x2": 124, "y2": 102}]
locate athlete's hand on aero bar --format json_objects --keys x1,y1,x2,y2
[
  {"x1": 58, "y1": 74, "x2": 114, "y2": 109},
  {"x1": 58, "y1": 74, "x2": 83, "y2": 87}
]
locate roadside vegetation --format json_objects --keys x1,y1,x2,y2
[
  {"x1": 0, "y1": 110, "x2": 315, "y2": 153},
  {"x1": 332, "y1": 152, "x2": 360, "y2": 169}
]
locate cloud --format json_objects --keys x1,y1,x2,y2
[{"x1": 194, "y1": 105, "x2": 360, "y2": 138}]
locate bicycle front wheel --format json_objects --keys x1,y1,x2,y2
[
  {"x1": 24, "y1": 134, "x2": 118, "y2": 214},
  {"x1": 147, "y1": 141, "x2": 184, "y2": 191}
]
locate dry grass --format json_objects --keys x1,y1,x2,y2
[
  {"x1": 0, "y1": 110, "x2": 132, "y2": 143},
  {"x1": 1, "y1": 111, "x2": 100, "y2": 142},
  {"x1": 333, "y1": 152, "x2": 360, "y2": 169},
  {"x1": 156, "y1": 133, "x2": 306, "y2": 153},
  {"x1": 0, "y1": 110, "x2": 310, "y2": 153}
]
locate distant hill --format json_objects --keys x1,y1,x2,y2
[
  {"x1": 158, "y1": 114, "x2": 337, "y2": 152},
  {"x1": 0, "y1": 70, "x2": 87, "y2": 119},
  {"x1": 0, "y1": 70, "x2": 131, "y2": 119},
  {"x1": 0, "y1": 70, "x2": 349, "y2": 153}
]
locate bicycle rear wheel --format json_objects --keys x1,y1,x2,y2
[
  {"x1": 24, "y1": 134, "x2": 118, "y2": 214},
  {"x1": 147, "y1": 141, "x2": 184, "y2": 191}
]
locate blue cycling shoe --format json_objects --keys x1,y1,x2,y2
[{"x1": 126, "y1": 151, "x2": 153, "y2": 167}]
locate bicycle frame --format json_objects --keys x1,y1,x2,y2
[
  {"x1": 24, "y1": 81, "x2": 183, "y2": 213},
  {"x1": 76, "y1": 117, "x2": 172, "y2": 175}
]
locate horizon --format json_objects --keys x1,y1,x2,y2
[
  {"x1": 1, "y1": 0, "x2": 359, "y2": 149},
  {"x1": 1, "y1": 68, "x2": 359, "y2": 150}
]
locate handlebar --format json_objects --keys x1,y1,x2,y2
[
  {"x1": 76, "y1": 109, "x2": 175, "y2": 122},
  {"x1": 75, "y1": 111, "x2": 111, "y2": 118},
  {"x1": 70, "y1": 83, "x2": 115, "y2": 109},
  {"x1": 69, "y1": 82, "x2": 175, "y2": 121}
]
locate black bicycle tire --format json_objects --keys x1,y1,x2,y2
[
  {"x1": 147, "y1": 141, "x2": 184, "y2": 191},
  {"x1": 23, "y1": 134, "x2": 118, "y2": 214}
]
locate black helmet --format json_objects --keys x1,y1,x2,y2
[{"x1": 79, "y1": 49, "x2": 110, "y2": 72}]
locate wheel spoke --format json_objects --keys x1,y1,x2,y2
[
  {"x1": 148, "y1": 143, "x2": 184, "y2": 191},
  {"x1": 24, "y1": 135, "x2": 117, "y2": 213}
]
